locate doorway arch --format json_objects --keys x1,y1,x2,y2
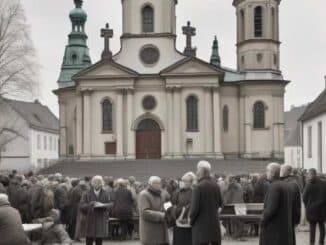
[{"x1": 136, "y1": 118, "x2": 162, "y2": 159}]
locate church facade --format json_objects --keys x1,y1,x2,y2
[{"x1": 55, "y1": 0, "x2": 288, "y2": 160}]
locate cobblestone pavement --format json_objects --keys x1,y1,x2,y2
[
  {"x1": 73, "y1": 230, "x2": 311, "y2": 245},
  {"x1": 40, "y1": 159, "x2": 270, "y2": 181}
]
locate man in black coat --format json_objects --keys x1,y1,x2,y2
[
  {"x1": 259, "y1": 162, "x2": 296, "y2": 245},
  {"x1": 190, "y1": 160, "x2": 223, "y2": 245},
  {"x1": 281, "y1": 164, "x2": 302, "y2": 245},
  {"x1": 303, "y1": 168, "x2": 326, "y2": 245}
]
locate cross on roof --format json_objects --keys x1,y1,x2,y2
[
  {"x1": 101, "y1": 23, "x2": 114, "y2": 60},
  {"x1": 182, "y1": 21, "x2": 196, "y2": 57},
  {"x1": 182, "y1": 21, "x2": 196, "y2": 49}
]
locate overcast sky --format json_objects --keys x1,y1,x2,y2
[{"x1": 20, "y1": 0, "x2": 326, "y2": 116}]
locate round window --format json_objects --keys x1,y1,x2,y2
[
  {"x1": 142, "y1": 95, "x2": 156, "y2": 111},
  {"x1": 140, "y1": 45, "x2": 160, "y2": 65}
]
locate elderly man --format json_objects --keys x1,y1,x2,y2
[
  {"x1": 0, "y1": 193, "x2": 29, "y2": 245},
  {"x1": 80, "y1": 175, "x2": 112, "y2": 245},
  {"x1": 190, "y1": 160, "x2": 223, "y2": 245},
  {"x1": 260, "y1": 163, "x2": 295, "y2": 245},
  {"x1": 303, "y1": 168, "x2": 326, "y2": 245},
  {"x1": 138, "y1": 176, "x2": 168, "y2": 245}
]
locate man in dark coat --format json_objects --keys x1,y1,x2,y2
[
  {"x1": 80, "y1": 176, "x2": 112, "y2": 245},
  {"x1": 259, "y1": 162, "x2": 295, "y2": 245},
  {"x1": 0, "y1": 193, "x2": 29, "y2": 245},
  {"x1": 281, "y1": 164, "x2": 302, "y2": 245},
  {"x1": 67, "y1": 179, "x2": 83, "y2": 240},
  {"x1": 303, "y1": 168, "x2": 326, "y2": 245},
  {"x1": 54, "y1": 182, "x2": 69, "y2": 224},
  {"x1": 190, "y1": 160, "x2": 223, "y2": 245},
  {"x1": 112, "y1": 179, "x2": 134, "y2": 239}
]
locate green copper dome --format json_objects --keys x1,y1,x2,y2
[{"x1": 58, "y1": 0, "x2": 91, "y2": 88}]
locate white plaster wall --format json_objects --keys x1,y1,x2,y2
[
  {"x1": 122, "y1": 0, "x2": 176, "y2": 34},
  {"x1": 114, "y1": 37, "x2": 184, "y2": 74},
  {"x1": 220, "y1": 86, "x2": 240, "y2": 155},
  {"x1": 303, "y1": 114, "x2": 326, "y2": 173},
  {"x1": 0, "y1": 101, "x2": 31, "y2": 172},
  {"x1": 30, "y1": 129, "x2": 59, "y2": 169},
  {"x1": 284, "y1": 146, "x2": 302, "y2": 169}
]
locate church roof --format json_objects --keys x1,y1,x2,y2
[
  {"x1": 2, "y1": 98, "x2": 59, "y2": 134},
  {"x1": 72, "y1": 58, "x2": 139, "y2": 81},
  {"x1": 160, "y1": 56, "x2": 225, "y2": 78},
  {"x1": 299, "y1": 89, "x2": 326, "y2": 122}
]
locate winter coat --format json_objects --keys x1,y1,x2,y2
[
  {"x1": 190, "y1": 177, "x2": 223, "y2": 244},
  {"x1": 224, "y1": 182, "x2": 244, "y2": 204},
  {"x1": 0, "y1": 199, "x2": 29, "y2": 245},
  {"x1": 41, "y1": 224, "x2": 72, "y2": 245},
  {"x1": 7, "y1": 183, "x2": 31, "y2": 223},
  {"x1": 303, "y1": 178, "x2": 326, "y2": 222},
  {"x1": 80, "y1": 188, "x2": 111, "y2": 238},
  {"x1": 259, "y1": 179, "x2": 295, "y2": 245},
  {"x1": 112, "y1": 186, "x2": 134, "y2": 221},
  {"x1": 138, "y1": 187, "x2": 168, "y2": 245}
]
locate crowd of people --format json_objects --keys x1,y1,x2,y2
[{"x1": 0, "y1": 161, "x2": 325, "y2": 245}]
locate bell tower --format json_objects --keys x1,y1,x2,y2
[
  {"x1": 58, "y1": 0, "x2": 91, "y2": 88},
  {"x1": 233, "y1": 0, "x2": 281, "y2": 72},
  {"x1": 121, "y1": 0, "x2": 177, "y2": 36}
]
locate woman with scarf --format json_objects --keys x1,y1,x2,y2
[{"x1": 138, "y1": 176, "x2": 169, "y2": 245}]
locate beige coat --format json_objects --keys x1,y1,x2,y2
[{"x1": 138, "y1": 188, "x2": 168, "y2": 245}]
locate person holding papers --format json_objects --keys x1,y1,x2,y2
[{"x1": 80, "y1": 175, "x2": 112, "y2": 245}]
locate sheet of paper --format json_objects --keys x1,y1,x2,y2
[{"x1": 164, "y1": 201, "x2": 172, "y2": 211}]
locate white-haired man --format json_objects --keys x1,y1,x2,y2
[
  {"x1": 190, "y1": 160, "x2": 223, "y2": 245},
  {"x1": 138, "y1": 176, "x2": 168, "y2": 245},
  {"x1": 80, "y1": 176, "x2": 112, "y2": 245},
  {"x1": 260, "y1": 163, "x2": 296, "y2": 245}
]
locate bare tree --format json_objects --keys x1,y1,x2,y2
[
  {"x1": 0, "y1": 0, "x2": 39, "y2": 166},
  {"x1": 0, "y1": 0, "x2": 39, "y2": 98}
]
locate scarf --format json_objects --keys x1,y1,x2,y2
[{"x1": 148, "y1": 186, "x2": 162, "y2": 197}]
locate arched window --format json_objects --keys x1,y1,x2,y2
[
  {"x1": 254, "y1": 6, "x2": 263, "y2": 37},
  {"x1": 102, "y1": 99, "x2": 113, "y2": 132},
  {"x1": 253, "y1": 101, "x2": 265, "y2": 129},
  {"x1": 223, "y1": 105, "x2": 229, "y2": 132},
  {"x1": 240, "y1": 9, "x2": 245, "y2": 41},
  {"x1": 142, "y1": 5, "x2": 154, "y2": 33},
  {"x1": 186, "y1": 96, "x2": 198, "y2": 132}
]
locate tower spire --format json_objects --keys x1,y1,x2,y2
[
  {"x1": 58, "y1": 0, "x2": 91, "y2": 87},
  {"x1": 210, "y1": 36, "x2": 221, "y2": 67}
]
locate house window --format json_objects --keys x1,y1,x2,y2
[
  {"x1": 105, "y1": 142, "x2": 116, "y2": 155},
  {"x1": 223, "y1": 105, "x2": 229, "y2": 132},
  {"x1": 37, "y1": 134, "x2": 41, "y2": 150},
  {"x1": 254, "y1": 6, "x2": 263, "y2": 37},
  {"x1": 142, "y1": 5, "x2": 154, "y2": 33},
  {"x1": 49, "y1": 136, "x2": 52, "y2": 151},
  {"x1": 102, "y1": 99, "x2": 113, "y2": 132},
  {"x1": 308, "y1": 126, "x2": 312, "y2": 158},
  {"x1": 186, "y1": 96, "x2": 199, "y2": 132},
  {"x1": 253, "y1": 101, "x2": 265, "y2": 129},
  {"x1": 44, "y1": 136, "x2": 47, "y2": 150}
]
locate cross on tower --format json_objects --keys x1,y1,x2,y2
[
  {"x1": 101, "y1": 23, "x2": 114, "y2": 60},
  {"x1": 182, "y1": 21, "x2": 196, "y2": 57}
]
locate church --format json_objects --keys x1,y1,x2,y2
[{"x1": 55, "y1": 0, "x2": 288, "y2": 160}]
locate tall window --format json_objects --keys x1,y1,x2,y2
[
  {"x1": 240, "y1": 9, "x2": 245, "y2": 41},
  {"x1": 253, "y1": 101, "x2": 265, "y2": 129},
  {"x1": 223, "y1": 105, "x2": 229, "y2": 132},
  {"x1": 271, "y1": 7, "x2": 275, "y2": 39},
  {"x1": 308, "y1": 126, "x2": 312, "y2": 158},
  {"x1": 186, "y1": 96, "x2": 198, "y2": 132},
  {"x1": 102, "y1": 99, "x2": 113, "y2": 132},
  {"x1": 254, "y1": 6, "x2": 263, "y2": 37},
  {"x1": 142, "y1": 5, "x2": 154, "y2": 33},
  {"x1": 37, "y1": 134, "x2": 41, "y2": 150},
  {"x1": 44, "y1": 136, "x2": 47, "y2": 150}
]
